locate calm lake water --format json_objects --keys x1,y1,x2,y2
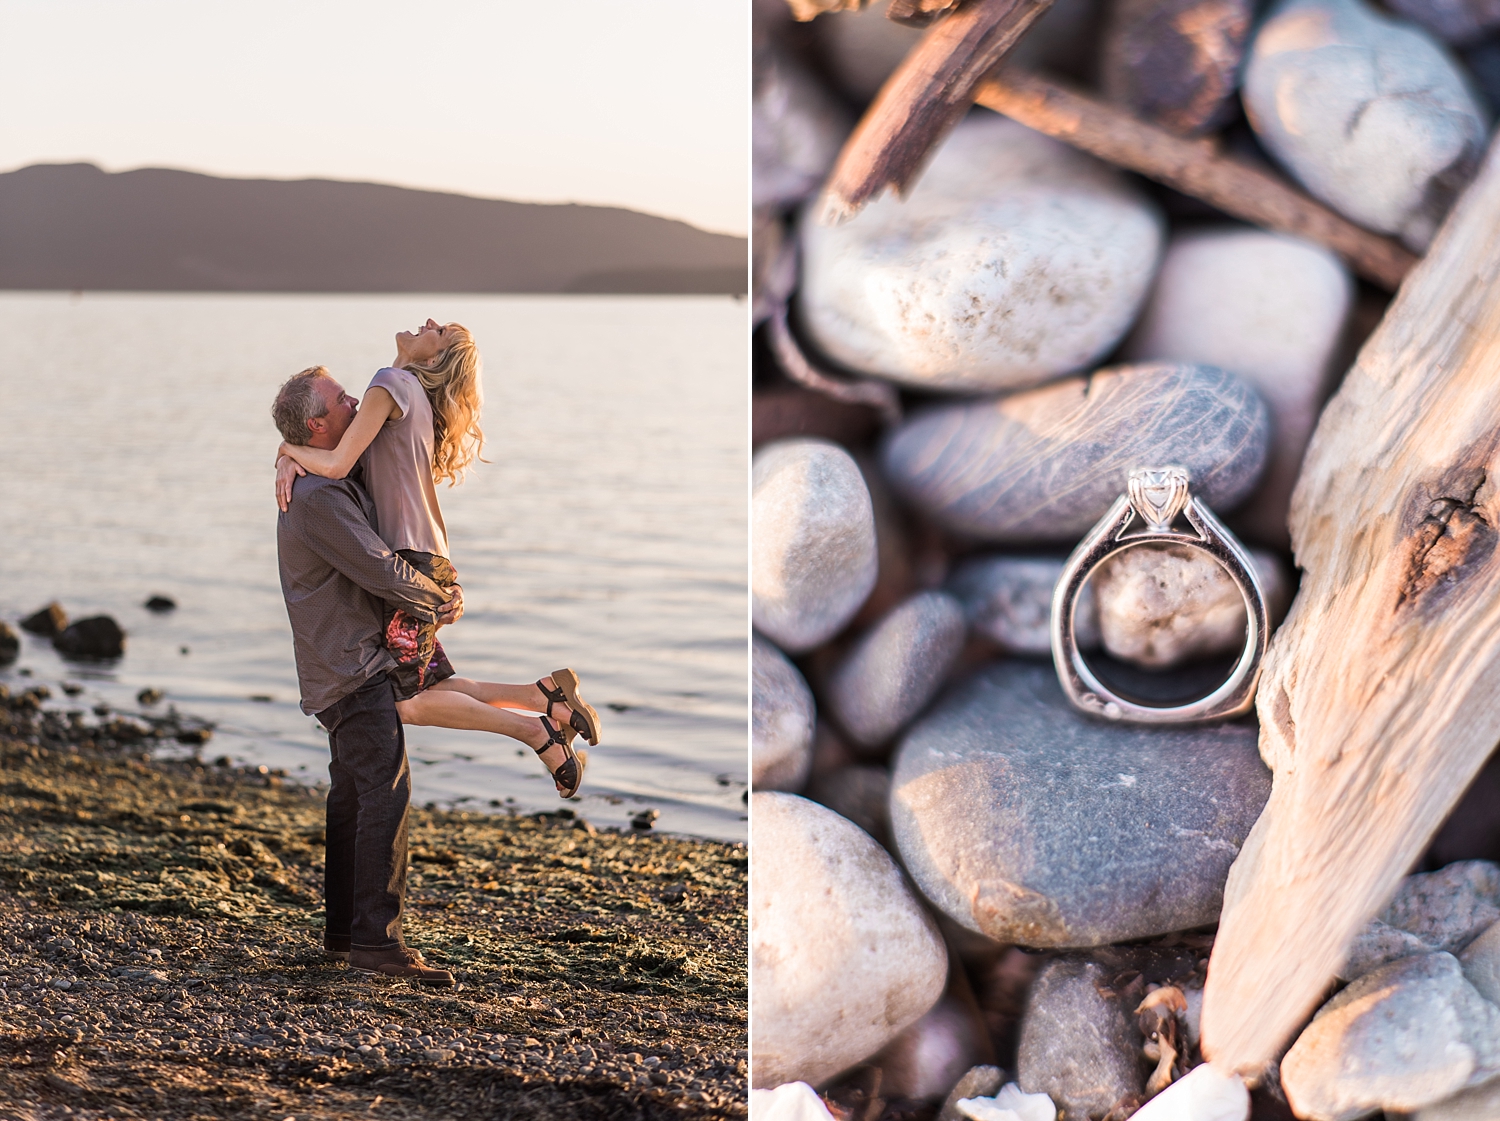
[{"x1": 0, "y1": 294, "x2": 748, "y2": 840}]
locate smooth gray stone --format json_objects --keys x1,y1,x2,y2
[
  {"x1": 876, "y1": 994, "x2": 989, "y2": 1101},
  {"x1": 946, "y1": 555, "x2": 1100, "y2": 657},
  {"x1": 1341, "y1": 861, "x2": 1500, "y2": 980},
  {"x1": 1460, "y1": 919, "x2": 1500, "y2": 1004},
  {"x1": 1243, "y1": 0, "x2": 1488, "y2": 252},
  {"x1": 1016, "y1": 958, "x2": 1143, "y2": 1117},
  {"x1": 881, "y1": 362, "x2": 1269, "y2": 544},
  {"x1": 752, "y1": 48, "x2": 851, "y2": 211},
  {"x1": 827, "y1": 591, "x2": 967, "y2": 748},
  {"x1": 1102, "y1": 0, "x2": 1255, "y2": 135},
  {"x1": 890, "y1": 662, "x2": 1271, "y2": 947},
  {"x1": 753, "y1": 437, "x2": 879, "y2": 654},
  {"x1": 1282, "y1": 953, "x2": 1500, "y2": 1121},
  {"x1": 752, "y1": 635, "x2": 816, "y2": 793}
]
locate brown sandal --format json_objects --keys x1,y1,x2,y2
[
  {"x1": 536, "y1": 668, "x2": 602, "y2": 746},
  {"x1": 535, "y1": 715, "x2": 587, "y2": 799}
]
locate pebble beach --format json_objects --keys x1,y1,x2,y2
[{"x1": 0, "y1": 686, "x2": 748, "y2": 1121}]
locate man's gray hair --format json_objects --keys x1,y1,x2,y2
[{"x1": 272, "y1": 366, "x2": 332, "y2": 445}]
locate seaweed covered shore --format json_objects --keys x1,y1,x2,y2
[{"x1": 0, "y1": 685, "x2": 748, "y2": 1121}]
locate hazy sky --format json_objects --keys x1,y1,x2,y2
[{"x1": 0, "y1": 0, "x2": 749, "y2": 235}]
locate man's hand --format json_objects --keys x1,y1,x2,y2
[
  {"x1": 276, "y1": 455, "x2": 306, "y2": 513},
  {"x1": 437, "y1": 585, "x2": 464, "y2": 627}
]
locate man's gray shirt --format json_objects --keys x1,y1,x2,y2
[{"x1": 276, "y1": 470, "x2": 449, "y2": 715}]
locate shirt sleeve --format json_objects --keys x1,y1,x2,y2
[
  {"x1": 368, "y1": 367, "x2": 414, "y2": 419},
  {"x1": 291, "y1": 482, "x2": 448, "y2": 621}
]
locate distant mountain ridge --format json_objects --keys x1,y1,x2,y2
[{"x1": 0, "y1": 163, "x2": 747, "y2": 294}]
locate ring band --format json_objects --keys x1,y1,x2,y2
[{"x1": 1050, "y1": 466, "x2": 1269, "y2": 724}]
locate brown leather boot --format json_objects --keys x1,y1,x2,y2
[{"x1": 348, "y1": 946, "x2": 453, "y2": 987}]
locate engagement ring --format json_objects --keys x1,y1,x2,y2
[{"x1": 1050, "y1": 466, "x2": 1269, "y2": 724}]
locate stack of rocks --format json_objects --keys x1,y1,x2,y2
[{"x1": 753, "y1": 0, "x2": 1500, "y2": 1114}]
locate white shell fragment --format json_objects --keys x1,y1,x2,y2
[
  {"x1": 1129, "y1": 1064, "x2": 1250, "y2": 1121},
  {"x1": 956, "y1": 1083, "x2": 1059, "y2": 1121}
]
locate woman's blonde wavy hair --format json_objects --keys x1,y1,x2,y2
[{"x1": 404, "y1": 323, "x2": 486, "y2": 486}]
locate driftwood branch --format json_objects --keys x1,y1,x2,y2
[
  {"x1": 972, "y1": 70, "x2": 1418, "y2": 290},
  {"x1": 1199, "y1": 130, "x2": 1500, "y2": 1073},
  {"x1": 767, "y1": 306, "x2": 903, "y2": 426},
  {"x1": 819, "y1": 0, "x2": 1055, "y2": 222}
]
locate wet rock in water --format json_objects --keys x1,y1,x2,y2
[
  {"x1": 1102, "y1": 0, "x2": 1255, "y2": 134},
  {"x1": 753, "y1": 635, "x2": 816, "y2": 793},
  {"x1": 1414, "y1": 1075, "x2": 1500, "y2": 1120},
  {"x1": 137, "y1": 688, "x2": 164, "y2": 707},
  {"x1": 21, "y1": 602, "x2": 68, "y2": 638},
  {"x1": 804, "y1": 764, "x2": 892, "y2": 843},
  {"x1": 1123, "y1": 228, "x2": 1353, "y2": 547},
  {"x1": 1129, "y1": 1062, "x2": 1249, "y2": 1121},
  {"x1": 1016, "y1": 958, "x2": 1143, "y2": 1116},
  {"x1": 630, "y1": 809, "x2": 659, "y2": 831},
  {"x1": 937, "y1": 1065, "x2": 1006, "y2": 1121},
  {"x1": 144, "y1": 595, "x2": 176, "y2": 612},
  {"x1": 753, "y1": 438, "x2": 879, "y2": 654},
  {"x1": 947, "y1": 556, "x2": 1100, "y2": 658},
  {"x1": 1243, "y1": 0, "x2": 1487, "y2": 252},
  {"x1": 882, "y1": 363, "x2": 1269, "y2": 544},
  {"x1": 826, "y1": 591, "x2": 966, "y2": 749},
  {"x1": 54, "y1": 616, "x2": 125, "y2": 660},
  {"x1": 890, "y1": 662, "x2": 1270, "y2": 946},
  {"x1": 799, "y1": 115, "x2": 1164, "y2": 393},
  {"x1": 1388, "y1": 0, "x2": 1500, "y2": 44},
  {"x1": 875, "y1": 993, "x2": 989, "y2": 1101},
  {"x1": 751, "y1": 792, "x2": 948, "y2": 1088},
  {"x1": 1281, "y1": 952, "x2": 1500, "y2": 1119},
  {"x1": 1340, "y1": 860, "x2": 1500, "y2": 980},
  {"x1": 1091, "y1": 543, "x2": 1287, "y2": 669},
  {"x1": 753, "y1": 47, "x2": 850, "y2": 211},
  {"x1": 1459, "y1": 919, "x2": 1500, "y2": 1003},
  {"x1": 0, "y1": 622, "x2": 17, "y2": 665}
]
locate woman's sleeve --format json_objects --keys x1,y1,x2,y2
[{"x1": 368, "y1": 367, "x2": 412, "y2": 418}]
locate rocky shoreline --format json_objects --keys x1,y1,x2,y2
[{"x1": 0, "y1": 688, "x2": 748, "y2": 1121}]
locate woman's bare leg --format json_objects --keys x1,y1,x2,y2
[
  {"x1": 394, "y1": 689, "x2": 570, "y2": 789},
  {"x1": 427, "y1": 675, "x2": 559, "y2": 714}
]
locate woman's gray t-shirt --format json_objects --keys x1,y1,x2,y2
[{"x1": 359, "y1": 366, "x2": 450, "y2": 559}]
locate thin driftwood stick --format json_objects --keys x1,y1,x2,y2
[
  {"x1": 972, "y1": 70, "x2": 1418, "y2": 290},
  {"x1": 1199, "y1": 130, "x2": 1500, "y2": 1074},
  {"x1": 819, "y1": 0, "x2": 1054, "y2": 223},
  {"x1": 767, "y1": 306, "x2": 903, "y2": 425}
]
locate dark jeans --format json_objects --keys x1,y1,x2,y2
[{"x1": 317, "y1": 671, "x2": 409, "y2": 950}]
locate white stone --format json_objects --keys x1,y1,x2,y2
[
  {"x1": 1092, "y1": 544, "x2": 1287, "y2": 669},
  {"x1": 750, "y1": 1082, "x2": 838, "y2": 1121},
  {"x1": 753, "y1": 635, "x2": 816, "y2": 792},
  {"x1": 1129, "y1": 1063, "x2": 1249, "y2": 1121},
  {"x1": 1414, "y1": 1076, "x2": 1500, "y2": 1120},
  {"x1": 753, "y1": 438, "x2": 879, "y2": 653},
  {"x1": 1243, "y1": 0, "x2": 1488, "y2": 252},
  {"x1": 957, "y1": 1083, "x2": 1059, "y2": 1121},
  {"x1": 799, "y1": 115, "x2": 1165, "y2": 393},
  {"x1": 750, "y1": 792, "x2": 948, "y2": 1088},
  {"x1": 753, "y1": 50, "x2": 851, "y2": 211},
  {"x1": 826, "y1": 590, "x2": 967, "y2": 747},
  {"x1": 1123, "y1": 227, "x2": 1354, "y2": 546},
  {"x1": 877, "y1": 995, "x2": 986, "y2": 1101},
  {"x1": 1281, "y1": 952, "x2": 1500, "y2": 1121}
]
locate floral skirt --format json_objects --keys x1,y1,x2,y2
[{"x1": 384, "y1": 550, "x2": 458, "y2": 702}]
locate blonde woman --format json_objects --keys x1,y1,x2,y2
[{"x1": 275, "y1": 320, "x2": 598, "y2": 798}]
